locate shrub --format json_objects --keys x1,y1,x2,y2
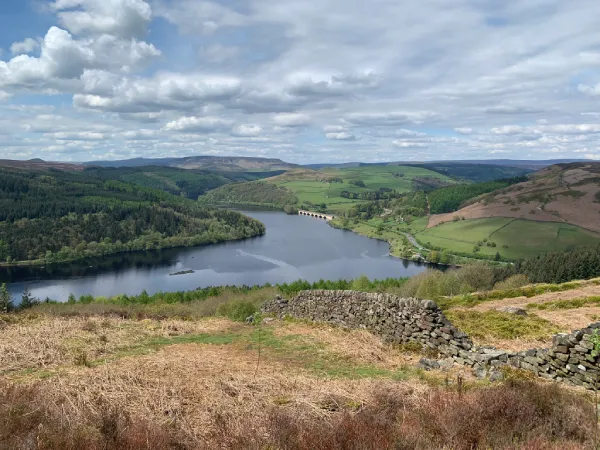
[
  {"x1": 216, "y1": 300, "x2": 257, "y2": 322},
  {"x1": 494, "y1": 274, "x2": 530, "y2": 291},
  {"x1": 213, "y1": 381, "x2": 596, "y2": 449},
  {"x1": 0, "y1": 382, "x2": 185, "y2": 450}
]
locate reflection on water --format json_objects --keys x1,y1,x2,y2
[{"x1": 2, "y1": 210, "x2": 431, "y2": 302}]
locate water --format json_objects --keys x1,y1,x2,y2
[{"x1": 1, "y1": 210, "x2": 431, "y2": 302}]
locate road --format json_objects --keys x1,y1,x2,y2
[{"x1": 399, "y1": 231, "x2": 426, "y2": 250}]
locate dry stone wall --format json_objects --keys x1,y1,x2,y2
[{"x1": 262, "y1": 290, "x2": 600, "y2": 389}]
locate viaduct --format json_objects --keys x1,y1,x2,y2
[{"x1": 298, "y1": 210, "x2": 335, "y2": 221}]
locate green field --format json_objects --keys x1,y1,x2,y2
[
  {"x1": 271, "y1": 165, "x2": 454, "y2": 213},
  {"x1": 416, "y1": 218, "x2": 600, "y2": 260}
]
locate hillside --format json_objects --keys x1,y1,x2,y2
[
  {"x1": 0, "y1": 166, "x2": 265, "y2": 266},
  {"x1": 428, "y1": 163, "x2": 600, "y2": 232},
  {"x1": 267, "y1": 165, "x2": 455, "y2": 213},
  {"x1": 199, "y1": 181, "x2": 299, "y2": 210},
  {"x1": 2, "y1": 269, "x2": 600, "y2": 449},
  {"x1": 86, "y1": 156, "x2": 299, "y2": 172}
]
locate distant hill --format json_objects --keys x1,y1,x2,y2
[
  {"x1": 86, "y1": 156, "x2": 299, "y2": 172},
  {"x1": 305, "y1": 159, "x2": 589, "y2": 174},
  {"x1": 0, "y1": 159, "x2": 84, "y2": 171},
  {"x1": 429, "y1": 162, "x2": 600, "y2": 233}
]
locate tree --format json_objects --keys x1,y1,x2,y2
[
  {"x1": 428, "y1": 251, "x2": 441, "y2": 264},
  {"x1": 351, "y1": 275, "x2": 371, "y2": 291},
  {"x1": 494, "y1": 252, "x2": 501, "y2": 261},
  {"x1": 20, "y1": 288, "x2": 39, "y2": 310},
  {"x1": 0, "y1": 283, "x2": 13, "y2": 313},
  {"x1": 67, "y1": 293, "x2": 77, "y2": 304},
  {"x1": 440, "y1": 250, "x2": 452, "y2": 265}
]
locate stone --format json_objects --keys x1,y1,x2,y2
[
  {"x1": 418, "y1": 358, "x2": 440, "y2": 371},
  {"x1": 473, "y1": 367, "x2": 487, "y2": 379},
  {"x1": 489, "y1": 370, "x2": 505, "y2": 382},
  {"x1": 497, "y1": 306, "x2": 527, "y2": 316},
  {"x1": 260, "y1": 289, "x2": 600, "y2": 391}
]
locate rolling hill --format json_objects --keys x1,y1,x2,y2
[
  {"x1": 417, "y1": 163, "x2": 600, "y2": 260},
  {"x1": 85, "y1": 156, "x2": 299, "y2": 172}
]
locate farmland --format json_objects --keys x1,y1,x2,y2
[
  {"x1": 415, "y1": 218, "x2": 600, "y2": 260},
  {"x1": 270, "y1": 165, "x2": 454, "y2": 213}
]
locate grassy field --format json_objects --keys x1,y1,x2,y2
[
  {"x1": 270, "y1": 165, "x2": 454, "y2": 213},
  {"x1": 416, "y1": 218, "x2": 600, "y2": 260},
  {"x1": 3, "y1": 270, "x2": 600, "y2": 448}
]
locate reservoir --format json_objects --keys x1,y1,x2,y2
[{"x1": 0, "y1": 210, "x2": 430, "y2": 302}]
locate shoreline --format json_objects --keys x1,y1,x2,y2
[{"x1": 0, "y1": 231, "x2": 265, "y2": 269}]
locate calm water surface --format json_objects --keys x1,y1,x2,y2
[{"x1": 1, "y1": 211, "x2": 430, "y2": 302}]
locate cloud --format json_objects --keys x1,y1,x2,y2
[
  {"x1": 0, "y1": 27, "x2": 159, "y2": 93},
  {"x1": 164, "y1": 116, "x2": 234, "y2": 133},
  {"x1": 485, "y1": 105, "x2": 545, "y2": 114},
  {"x1": 578, "y1": 83, "x2": 600, "y2": 97},
  {"x1": 231, "y1": 124, "x2": 262, "y2": 137},
  {"x1": 325, "y1": 132, "x2": 357, "y2": 141},
  {"x1": 345, "y1": 112, "x2": 436, "y2": 127},
  {"x1": 75, "y1": 73, "x2": 240, "y2": 113},
  {"x1": 392, "y1": 140, "x2": 428, "y2": 148},
  {"x1": 50, "y1": 131, "x2": 106, "y2": 140},
  {"x1": 273, "y1": 112, "x2": 310, "y2": 127},
  {"x1": 10, "y1": 38, "x2": 40, "y2": 55},
  {"x1": 51, "y1": 0, "x2": 152, "y2": 38},
  {"x1": 396, "y1": 129, "x2": 427, "y2": 137},
  {"x1": 3, "y1": 0, "x2": 600, "y2": 162}
]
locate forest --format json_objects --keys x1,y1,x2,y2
[
  {"x1": 509, "y1": 244, "x2": 600, "y2": 284},
  {"x1": 199, "y1": 181, "x2": 298, "y2": 209},
  {"x1": 0, "y1": 167, "x2": 265, "y2": 264},
  {"x1": 82, "y1": 166, "x2": 284, "y2": 199},
  {"x1": 427, "y1": 177, "x2": 528, "y2": 214}
]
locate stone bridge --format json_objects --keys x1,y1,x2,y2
[{"x1": 298, "y1": 210, "x2": 335, "y2": 221}]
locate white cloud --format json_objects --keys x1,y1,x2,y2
[
  {"x1": 164, "y1": 116, "x2": 234, "y2": 133},
  {"x1": 75, "y1": 73, "x2": 240, "y2": 112},
  {"x1": 0, "y1": 27, "x2": 159, "y2": 93},
  {"x1": 231, "y1": 124, "x2": 262, "y2": 137},
  {"x1": 50, "y1": 131, "x2": 106, "y2": 140},
  {"x1": 3, "y1": 0, "x2": 600, "y2": 162},
  {"x1": 392, "y1": 140, "x2": 428, "y2": 148},
  {"x1": 10, "y1": 38, "x2": 40, "y2": 55},
  {"x1": 325, "y1": 132, "x2": 357, "y2": 141},
  {"x1": 578, "y1": 83, "x2": 600, "y2": 97},
  {"x1": 345, "y1": 112, "x2": 436, "y2": 127},
  {"x1": 273, "y1": 112, "x2": 310, "y2": 127},
  {"x1": 52, "y1": 0, "x2": 152, "y2": 38},
  {"x1": 396, "y1": 129, "x2": 427, "y2": 137}
]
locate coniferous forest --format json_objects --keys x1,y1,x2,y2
[{"x1": 0, "y1": 166, "x2": 265, "y2": 265}]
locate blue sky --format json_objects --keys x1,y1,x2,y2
[{"x1": 0, "y1": 0, "x2": 600, "y2": 163}]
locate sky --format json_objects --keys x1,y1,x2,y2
[{"x1": 0, "y1": 0, "x2": 600, "y2": 164}]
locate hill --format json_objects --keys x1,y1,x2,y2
[
  {"x1": 86, "y1": 156, "x2": 299, "y2": 172},
  {"x1": 199, "y1": 181, "x2": 299, "y2": 210},
  {"x1": 2, "y1": 268, "x2": 600, "y2": 448},
  {"x1": 413, "y1": 163, "x2": 600, "y2": 260},
  {"x1": 82, "y1": 166, "x2": 285, "y2": 199},
  {"x1": 0, "y1": 166, "x2": 265, "y2": 266},
  {"x1": 267, "y1": 165, "x2": 455, "y2": 213},
  {"x1": 428, "y1": 162, "x2": 600, "y2": 232}
]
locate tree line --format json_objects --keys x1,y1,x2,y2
[
  {"x1": 428, "y1": 176, "x2": 528, "y2": 214},
  {"x1": 0, "y1": 167, "x2": 265, "y2": 265},
  {"x1": 199, "y1": 181, "x2": 298, "y2": 209}
]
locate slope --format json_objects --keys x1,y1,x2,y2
[{"x1": 0, "y1": 166, "x2": 265, "y2": 266}]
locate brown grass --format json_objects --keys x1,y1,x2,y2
[
  {"x1": 461, "y1": 283, "x2": 600, "y2": 312},
  {"x1": 1, "y1": 310, "x2": 599, "y2": 449},
  {"x1": 2, "y1": 377, "x2": 596, "y2": 450},
  {"x1": 0, "y1": 315, "x2": 233, "y2": 376}
]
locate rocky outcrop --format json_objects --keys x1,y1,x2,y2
[{"x1": 262, "y1": 290, "x2": 600, "y2": 389}]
